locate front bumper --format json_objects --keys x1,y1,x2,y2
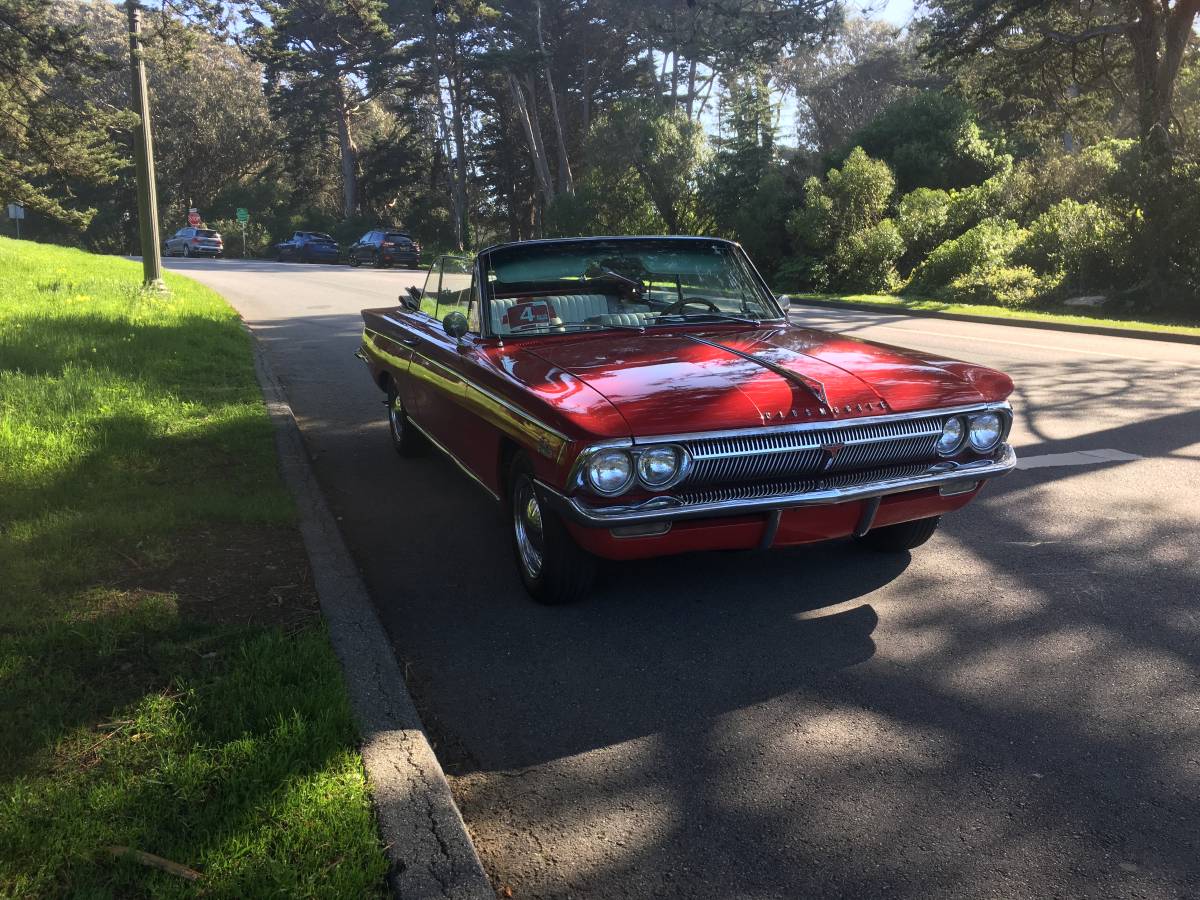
[
  {"x1": 539, "y1": 444, "x2": 1016, "y2": 527},
  {"x1": 382, "y1": 252, "x2": 420, "y2": 266}
]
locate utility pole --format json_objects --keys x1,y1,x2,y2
[{"x1": 126, "y1": 0, "x2": 164, "y2": 290}]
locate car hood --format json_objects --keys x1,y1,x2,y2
[{"x1": 522, "y1": 325, "x2": 1013, "y2": 437}]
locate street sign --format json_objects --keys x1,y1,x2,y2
[
  {"x1": 187, "y1": 208, "x2": 201, "y2": 227},
  {"x1": 236, "y1": 207, "x2": 249, "y2": 224},
  {"x1": 7, "y1": 203, "x2": 23, "y2": 239}
]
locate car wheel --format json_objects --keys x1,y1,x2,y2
[
  {"x1": 372, "y1": 251, "x2": 384, "y2": 269},
  {"x1": 508, "y1": 452, "x2": 596, "y2": 605},
  {"x1": 183, "y1": 244, "x2": 191, "y2": 257},
  {"x1": 349, "y1": 253, "x2": 360, "y2": 268},
  {"x1": 386, "y1": 383, "x2": 425, "y2": 457},
  {"x1": 856, "y1": 515, "x2": 941, "y2": 553}
]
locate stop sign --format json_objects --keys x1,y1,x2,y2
[{"x1": 187, "y1": 208, "x2": 200, "y2": 226}]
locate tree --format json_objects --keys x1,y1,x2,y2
[
  {"x1": 837, "y1": 92, "x2": 1005, "y2": 193},
  {"x1": 782, "y1": 16, "x2": 928, "y2": 155},
  {"x1": 586, "y1": 102, "x2": 711, "y2": 234},
  {"x1": 0, "y1": 0, "x2": 128, "y2": 229},
  {"x1": 241, "y1": 0, "x2": 403, "y2": 218},
  {"x1": 924, "y1": 0, "x2": 1200, "y2": 157}
]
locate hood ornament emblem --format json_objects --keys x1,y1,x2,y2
[{"x1": 822, "y1": 441, "x2": 846, "y2": 470}]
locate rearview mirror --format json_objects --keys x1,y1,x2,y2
[
  {"x1": 776, "y1": 293, "x2": 793, "y2": 313},
  {"x1": 443, "y1": 311, "x2": 469, "y2": 339},
  {"x1": 402, "y1": 286, "x2": 421, "y2": 311}
]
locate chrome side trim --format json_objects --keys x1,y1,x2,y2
[
  {"x1": 633, "y1": 402, "x2": 1012, "y2": 446},
  {"x1": 407, "y1": 417, "x2": 501, "y2": 501},
  {"x1": 370, "y1": 317, "x2": 571, "y2": 443},
  {"x1": 538, "y1": 444, "x2": 1016, "y2": 527}
]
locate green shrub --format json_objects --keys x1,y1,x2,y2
[
  {"x1": 909, "y1": 219, "x2": 1027, "y2": 293},
  {"x1": 832, "y1": 219, "x2": 905, "y2": 292},
  {"x1": 840, "y1": 92, "x2": 1006, "y2": 193},
  {"x1": 1014, "y1": 199, "x2": 1129, "y2": 290},
  {"x1": 774, "y1": 255, "x2": 828, "y2": 292},
  {"x1": 1033, "y1": 139, "x2": 1134, "y2": 211},
  {"x1": 942, "y1": 161, "x2": 1033, "y2": 236},
  {"x1": 788, "y1": 147, "x2": 895, "y2": 253},
  {"x1": 206, "y1": 218, "x2": 273, "y2": 258},
  {"x1": 896, "y1": 188, "x2": 952, "y2": 265},
  {"x1": 947, "y1": 265, "x2": 1053, "y2": 309}
]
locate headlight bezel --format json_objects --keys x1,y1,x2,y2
[
  {"x1": 936, "y1": 415, "x2": 967, "y2": 456},
  {"x1": 584, "y1": 448, "x2": 635, "y2": 495},
  {"x1": 574, "y1": 442, "x2": 690, "y2": 496},
  {"x1": 967, "y1": 410, "x2": 1004, "y2": 452},
  {"x1": 636, "y1": 445, "x2": 682, "y2": 488}
]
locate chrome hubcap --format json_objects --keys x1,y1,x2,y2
[
  {"x1": 389, "y1": 397, "x2": 403, "y2": 440},
  {"x1": 513, "y1": 477, "x2": 544, "y2": 579}
]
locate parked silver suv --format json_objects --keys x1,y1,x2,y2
[{"x1": 165, "y1": 227, "x2": 223, "y2": 258}]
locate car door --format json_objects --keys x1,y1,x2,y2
[{"x1": 404, "y1": 257, "x2": 484, "y2": 463}]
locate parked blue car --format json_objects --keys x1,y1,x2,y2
[{"x1": 273, "y1": 231, "x2": 340, "y2": 263}]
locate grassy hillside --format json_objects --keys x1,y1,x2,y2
[{"x1": 0, "y1": 238, "x2": 387, "y2": 896}]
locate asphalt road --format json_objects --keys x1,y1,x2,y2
[{"x1": 168, "y1": 257, "x2": 1200, "y2": 899}]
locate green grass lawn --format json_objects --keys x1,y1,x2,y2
[
  {"x1": 793, "y1": 291, "x2": 1200, "y2": 338},
  {"x1": 0, "y1": 237, "x2": 388, "y2": 897}
]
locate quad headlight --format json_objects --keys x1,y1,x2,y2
[
  {"x1": 581, "y1": 444, "x2": 687, "y2": 495},
  {"x1": 936, "y1": 416, "x2": 966, "y2": 455},
  {"x1": 637, "y1": 446, "x2": 682, "y2": 488},
  {"x1": 585, "y1": 448, "x2": 634, "y2": 495},
  {"x1": 967, "y1": 411, "x2": 1004, "y2": 452}
]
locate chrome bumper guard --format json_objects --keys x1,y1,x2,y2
[{"x1": 539, "y1": 444, "x2": 1017, "y2": 528}]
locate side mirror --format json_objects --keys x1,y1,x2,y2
[
  {"x1": 402, "y1": 286, "x2": 421, "y2": 311},
  {"x1": 443, "y1": 311, "x2": 469, "y2": 339},
  {"x1": 776, "y1": 293, "x2": 793, "y2": 314}
]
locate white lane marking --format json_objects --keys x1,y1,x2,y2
[{"x1": 1015, "y1": 448, "x2": 1143, "y2": 470}]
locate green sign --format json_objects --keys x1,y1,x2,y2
[{"x1": 236, "y1": 207, "x2": 249, "y2": 224}]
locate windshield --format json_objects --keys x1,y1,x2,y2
[
  {"x1": 483, "y1": 239, "x2": 779, "y2": 336},
  {"x1": 197, "y1": 229, "x2": 219, "y2": 238}
]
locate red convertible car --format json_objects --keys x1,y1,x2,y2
[{"x1": 358, "y1": 237, "x2": 1016, "y2": 604}]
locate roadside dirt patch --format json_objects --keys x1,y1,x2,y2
[{"x1": 118, "y1": 525, "x2": 320, "y2": 629}]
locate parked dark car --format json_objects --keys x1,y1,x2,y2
[
  {"x1": 347, "y1": 229, "x2": 421, "y2": 269},
  {"x1": 273, "y1": 231, "x2": 340, "y2": 263},
  {"x1": 164, "y1": 226, "x2": 223, "y2": 258}
]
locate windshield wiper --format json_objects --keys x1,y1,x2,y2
[
  {"x1": 652, "y1": 312, "x2": 763, "y2": 327},
  {"x1": 563, "y1": 322, "x2": 646, "y2": 333}
]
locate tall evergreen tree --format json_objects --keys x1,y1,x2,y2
[{"x1": 0, "y1": 0, "x2": 128, "y2": 228}]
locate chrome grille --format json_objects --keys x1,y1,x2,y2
[
  {"x1": 676, "y1": 413, "x2": 946, "y2": 487},
  {"x1": 677, "y1": 463, "x2": 930, "y2": 506}
]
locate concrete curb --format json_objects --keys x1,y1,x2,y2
[
  {"x1": 248, "y1": 332, "x2": 493, "y2": 900},
  {"x1": 794, "y1": 297, "x2": 1200, "y2": 346}
]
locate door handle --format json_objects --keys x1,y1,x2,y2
[{"x1": 400, "y1": 337, "x2": 418, "y2": 346}]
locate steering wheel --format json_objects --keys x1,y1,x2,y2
[{"x1": 661, "y1": 297, "x2": 722, "y2": 315}]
